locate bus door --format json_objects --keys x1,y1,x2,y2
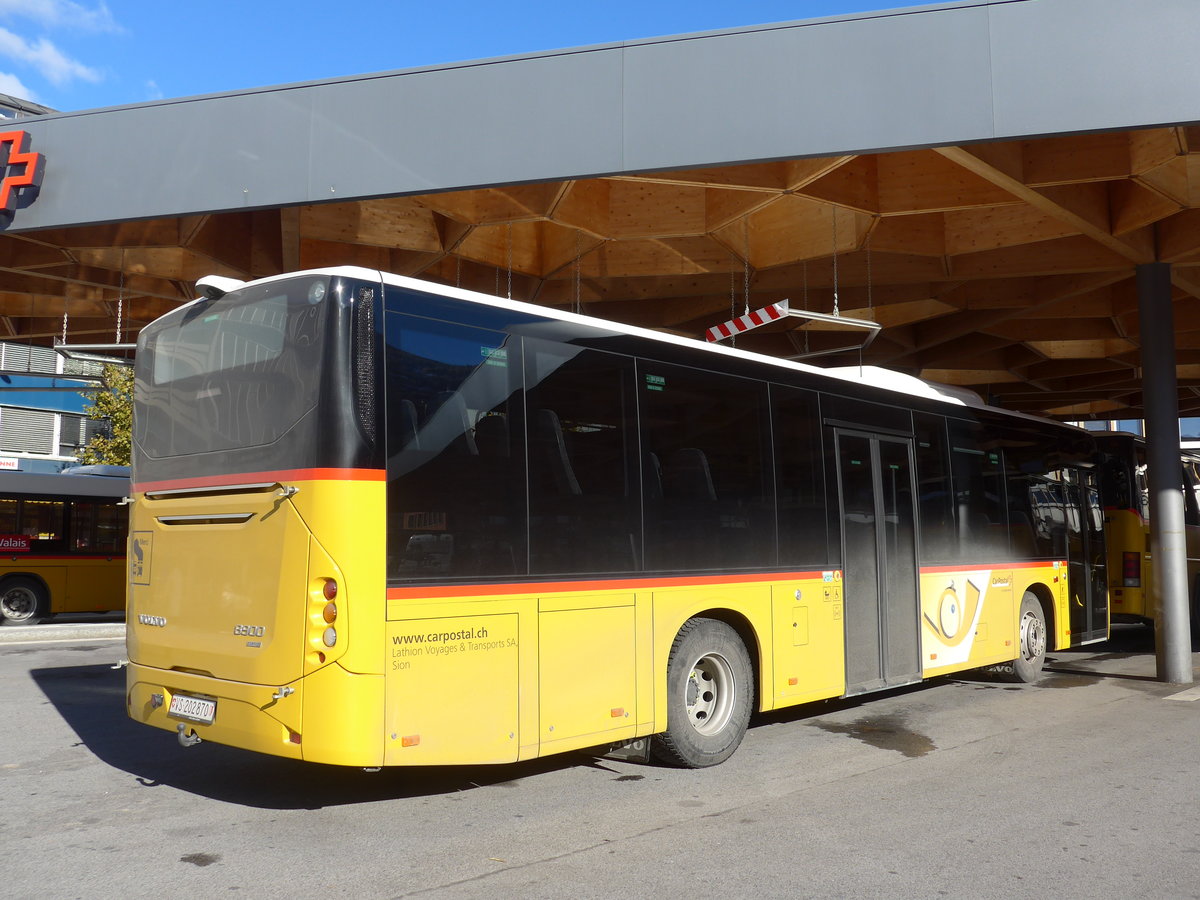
[
  {"x1": 835, "y1": 430, "x2": 922, "y2": 695},
  {"x1": 1064, "y1": 468, "x2": 1108, "y2": 644}
]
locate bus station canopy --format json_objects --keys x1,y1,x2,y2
[{"x1": 4, "y1": 0, "x2": 1200, "y2": 421}]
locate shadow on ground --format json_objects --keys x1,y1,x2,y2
[
  {"x1": 30, "y1": 662, "x2": 592, "y2": 811},
  {"x1": 29, "y1": 624, "x2": 1188, "y2": 809}
]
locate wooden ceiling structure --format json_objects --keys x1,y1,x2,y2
[{"x1": 3, "y1": 124, "x2": 1200, "y2": 421}]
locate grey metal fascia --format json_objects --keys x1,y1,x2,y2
[{"x1": 5, "y1": 0, "x2": 1200, "y2": 233}]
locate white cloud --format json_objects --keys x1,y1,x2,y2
[
  {"x1": 144, "y1": 79, "x2": 162, "y2": 101},
  {"x1": 0, "y1": 1, "x2": 118, "y2": 33},
  {"x1": 0, "y1": 68, "x2": 35, "y2": 99},
  {"x1": 0, "y1": 26, "x2": 99, "y2": 85}
]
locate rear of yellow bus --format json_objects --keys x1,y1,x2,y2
[
  {"x1": 125, "y1": 270, "x2": 387, "y2": 766},
  {"x1": 1098, "y1": 436, "x2": 1153, "y2": 623}
]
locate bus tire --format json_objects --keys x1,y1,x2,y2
[
  {"x1": 0, "y1": 577, "x2": 48, "y2": 626},
  {"x1": 1005, "y1": 592, "x2": 1047, "y2": 683},
  {"x1": 651, "y1": 617, "x2": 753, "y2": 768}
]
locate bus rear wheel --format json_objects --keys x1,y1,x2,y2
[
  {"x1": 1005, "y1": 592, "x2": 1047, "y2": 683},
  {"x1": 651, "y1": 617, "x2": 753, "y2": 768},
  {"x1": 0, "y1": 577, "x2": 48, "y2": 626}
]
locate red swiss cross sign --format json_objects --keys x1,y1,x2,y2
[{"x1": 0, "y1": 130, "x2": 44, "y2": 221}]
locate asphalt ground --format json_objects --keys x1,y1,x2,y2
[
  {"x1": 2, "y1": 624, "x2": 1199, "y2": 899},
  {"x1": 0, "y1": 613, "x2": 125, "y2": 643}
]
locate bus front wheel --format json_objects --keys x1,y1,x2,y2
[
  {"x1": 1006, "y1": 592, "x2": 1047, "y2": 683},
  {"x1": 0, "y1": 577, "x2": 48, "y2": 626},
  {"x1": 652, "y1": 617, "x2": 753, "y2": 768}
]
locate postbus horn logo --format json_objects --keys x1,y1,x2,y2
[{"x1": 0, "y1": 130, "x2": 45, "y2": 223}]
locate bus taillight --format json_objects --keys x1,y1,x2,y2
[
  {"x1": 1123, "y1": 551, "x2": 1141, "y2": 587},
  {"x1": 321, "y1": 579, "x2": 338, "y2": 645},
  {"x1": 307, "y1": 573, "x2": 342, "y2": 666}
]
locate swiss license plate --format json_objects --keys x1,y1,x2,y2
[{"x1": 168, "y1": 693, "x2": 216, "y2": 725}]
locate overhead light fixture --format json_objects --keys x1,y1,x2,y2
[
  {"x1": 53, "y1": 342, "x2": 136, "y2": 366},
  {"x1": 705, "y1": 300, "x2": 881, "y2": 360}
]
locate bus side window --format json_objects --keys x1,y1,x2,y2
[
  {"x1": 773, "y1": 385, "x2": 828, "y2": 568},
  {"x1": 948, "y1": 422, "x2": 1008, "y2": 562},
  {"x1": 640, "y1": 362, "x2": 773, "y2": 573},
  {"x1": 914, "y1": 414, "x2": 955, "y2": 562},
  {"x1": 68, "y1": 501, "x2": 126, "y2": 553},
  {"x1": 0, "y1": 497, "x2": 16, "y2": 534},
  {"x1": 72, "y1": 501, "x2": 96, "y2": 550},
  {"x1": 21, "y1": 498, "x2": 64, "y2": 548},
  {"x1": 384, "y1": 310, "x2": 526, "y2": 581},
  {"x1": 524, "y1": 340, "x2": 639, "y2": 575},
  {"x1": 95, "y1": 502, "x2": 127, "y2": 554}
]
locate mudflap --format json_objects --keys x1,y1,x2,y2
[{"x1": 598, "y1": 736, "x2": 652, "y2": 763}]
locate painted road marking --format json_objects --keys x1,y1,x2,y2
[{"x1": 1164, "y1": 686, "x2": 1200, "y2": 702}]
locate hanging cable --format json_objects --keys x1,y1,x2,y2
[
  {"x1": 573, "y1": 231, "x2": 582, "y2": 315},
  {"x1": 729, "y1": 266, "x2": 737, "y2": 349},
  {"x1": 116, "y1": 259, "x2": 124, "y2": 345},
  {"x1": 506, "y1": 224, "x2": 513, "y2": 301},
  {"x1": 743, "y1": 219, "x2": 752, "y2": 316},
  {"x1": 802, "y1": 260, "x2": 810, "y2": 357},
  {"x1": 866, "y1": 229, "x2": 873, "y2": 313},
  {"x1": 831, "y1": 210, "x2": 840, "y2": 318}
]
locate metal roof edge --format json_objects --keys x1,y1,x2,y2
[{"x1": 33, "y1": 0, "x2": 1026, "y2": 120}]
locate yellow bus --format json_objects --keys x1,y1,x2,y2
[
  {"x1": 0, "y1": 466, "x2": 130, "y2": 625},
  {"x1": 1096, "y1": 432, "x2": 1200, "y2": 631},
  {"x1": 126, "y1": 267, "x2": 1107, "y2": 768}
]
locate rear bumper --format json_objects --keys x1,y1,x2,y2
[
  {"x1": 126, "y1": 660, "x2": 386, "y2": 766},
  {"x1": 126, "y1": 661, "x2": 304, "y2": 761}
]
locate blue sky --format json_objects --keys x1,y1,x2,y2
[{"x1": 0, "y1": 1, "x2": 945, "y2": 113}]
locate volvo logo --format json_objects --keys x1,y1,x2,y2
[{"x1": 138, "y1": 614, "x2": 167, "y2": 627}]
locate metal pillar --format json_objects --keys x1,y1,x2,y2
[{"x1": 1136, "y1": 262, "x2": 1194, "y2": 684}]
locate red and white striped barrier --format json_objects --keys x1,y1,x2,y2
[{"x1": 705, "y1": 301, "x2": 789, "y2": 343}]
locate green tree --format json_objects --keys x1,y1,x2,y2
[{"x1": 77, "y1": 364, "x2": 133, "y2": 466}]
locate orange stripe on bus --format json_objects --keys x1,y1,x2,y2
[
  {"x1": 919, "y1": 560, "x2": 1065, "y2": 574},
  {"x1": 387, "y1": 570, "x2": 828, "y2": 599},
  {"x1": 389, "y1": 561, "x2": 1061, "y2": 599},
  {"x1": 133, "y1": 468, "x2": 385, "y2": 493}
]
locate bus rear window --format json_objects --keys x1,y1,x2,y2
[
  {"x1": 152, "y1": 291, "x2": 289, "y2": 385},
  {"x1": 136, "y1": 275, "x2": 331, "y2": 459}
]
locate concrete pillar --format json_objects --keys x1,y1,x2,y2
[{"x1": 1136, "y1": 262, "x2": 1194, "y2": 684}]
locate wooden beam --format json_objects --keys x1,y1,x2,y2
[
  {"x1": 0, "y1": 236, "x2": 71, "y2": 269},
  {"x1": 797, "y1": 157, "x2": 879, "y2": 214},
  {"x1": 984, "y1": 317, "x2": 1121, "y2": 342},
  {"x1": 280, "y1": 207, "x2": 301, "y2": 272},
  {"x1": 918, "y1": 368, "x2": 1022, "y2": 385},
  {"x1": 715, "y1": 195, "x2": 866, "y2": 269},
  {"x1": 1129, "y1": 128, "x2": 1184, "y2": 176},
  {"x1": 300, "y1": 198, "x2": 442, "y2": 252},
  {"x1": 934, "y1": 145, "x2": 1153, "y2": 263},
  {"x1": 1109, "y1": 179, "x2": 1182, "y2": 235},
  {"x1": 867, "y1": 213, "x2": 945, "y2": 257},
  {"x1": 944, "y1": 204, "x2": 1077, "y2": 256},
  {"x1": 879, "y1": 271, "x2": 1128, "y2": 365},
  {"x1": 615, "y1": 161, "x2": 791, "y2": 192},
  {"x1": 948, "y1": 235, "x2": 1134, "y2": 279},
  {"x1": 1157, "y1": 209, "x2": 1200, "y2": 263},
  {"x1": 878, "y1": 150, "x2": 1021, "y2": 215},
  {"x1": 1021, "y1": 132, "x2": 1132, "y2": 186}
]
